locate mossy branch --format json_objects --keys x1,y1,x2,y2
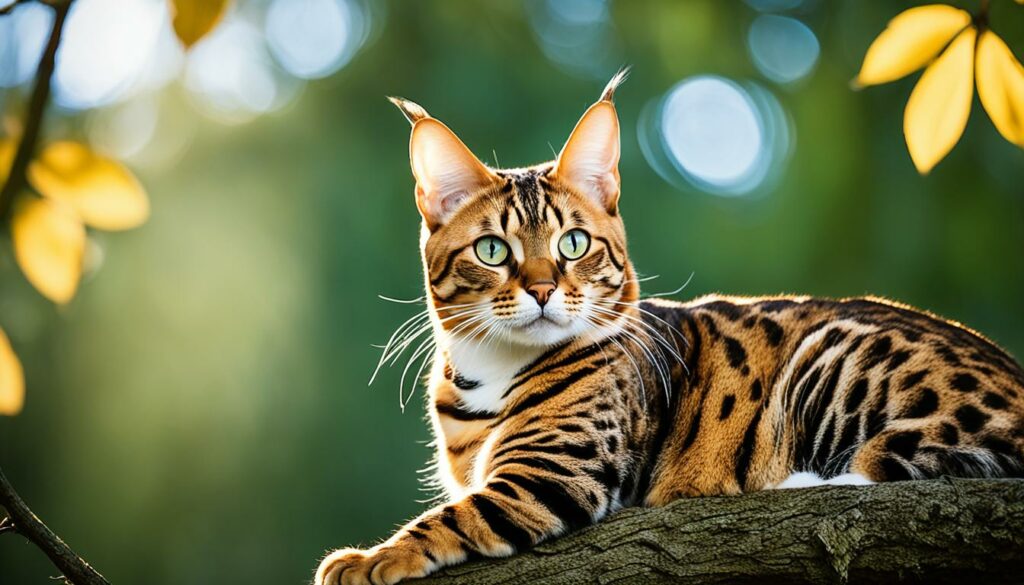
[{"x1": 419, "y1": 478, "x2": 1024, "y2": 584}]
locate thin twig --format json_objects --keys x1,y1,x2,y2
[
  {"x1": 0, "y1": 0, "x2": 31, "y2": 16},
  {"x1": 0, "y1": 0, "x2": 72, "y2": 222},
  {"x1": 0, "y1": 466, "x2": 110, "y2": 585}
]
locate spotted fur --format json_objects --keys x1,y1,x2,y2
[{"x1": 315, "y1": 73, "x2": 1024, "y2": 585}]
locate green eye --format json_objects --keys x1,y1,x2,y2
[
  {"x1": 558, "y1": 229, "x2": 590, "y2": 260},
  {"x1": 474, "y1": 236, "x2": 510, "y2": 266}
]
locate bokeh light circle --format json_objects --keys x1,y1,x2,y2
[
  {"x1": 0, "y1": 2, "x2": 52, "y2": 89},
  {"x1": 526, "y1": 0, "x2": 621, "y2": 80},
  {"x1": 184, "y1": 18, "x2": 300, "y2": 125},
  {"x1": 638, "y1": 75, "x2": 793, "y2": 197},
  {"x1": 53, "y1": 0, "x2": 166, "y2": 110},
  {"x1": 747, "y1": 15, "x2": 820, "y2": 84},
  {"x1": 264, "y1": 0, "x2": 369, "y2": 80}
]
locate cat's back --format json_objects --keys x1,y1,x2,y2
[{"x1": 639, "y1": 294, "x2": 1024, "y2": 502}]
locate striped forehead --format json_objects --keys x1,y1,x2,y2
[{"x1": 493, "y1": 165, "x2": 565, "y2": 232}]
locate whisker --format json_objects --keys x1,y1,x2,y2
[
  {"x1": 378, "y1": 294, "x2": 425, "y2": 304},
  {"x1": 642, "y1": 271, "x2": 695, "y2": 299}
]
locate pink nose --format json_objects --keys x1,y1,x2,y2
[{"x1": 527, "y1": 282, "x2": 556, "y2": 307}]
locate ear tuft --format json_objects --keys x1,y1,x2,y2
[
  {"x1": 599, "y1": 67, "x2": 630, "y2": 103},
  {"x1": 388, "y1": 96, "x2": 430, "y2": 125}
]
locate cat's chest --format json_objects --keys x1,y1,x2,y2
[
  {"x1": 432, "y1": 342, "x2": 543, "y2": 494},
  {"x1": 444, "y1": 342, "x2": 543, "y2": 413}
]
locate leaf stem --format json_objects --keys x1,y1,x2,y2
[{"x1": 0, "y1": 0, "x2": 72, "y2": 223}]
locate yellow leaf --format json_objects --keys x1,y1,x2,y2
[
  {"x1": 169, "y1": 0, "x2": 230, "y2": 48},
  {"x1": 28, "y1": 142, "x2": 149, "y2": 231},
  {"x1": 904, "y1": 26, "x2": 976, "y2": 175},
  {"x1": 12, "y1": 196, "x2": 86, "y2": 304},
  {"x1": 855, "y1": 4, "x2": 971, "y2": 87},
  {"x1": 976, "y1": 30, "x2": 1024, "y2": 148},
  {"x1": 0, "y1": 327, "x2": 24, "y2": 416}
]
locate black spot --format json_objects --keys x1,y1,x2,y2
[
  {"x1": 605, "y1": 435, "x2": 619, "y2": 453},
  {"x1": 900, "y1": 329, "x2": 923, "y2": 343},
  {"x1": 950, "y1": 373, "x2": 979, "y2": 393},
  {"x1": 955, "y1": 404, "x2": 990, "y2": 433},
  {"x1": 704, "y1": 300, "x2": 746, "y2": 321},
  {"x1": 885, "y1": 350, "x2": 911, "y2": 373},
  {"x1": 863, "y1": 336, "x2": 892, "y2": 369},
  {"x1": 724, "y1": 337, "x2": 747, "y2": 368},
  {"x1": 741, "y1": 365, "x2": 750, "y2": 376},
  {"x1": 879, "y1": 457, "x2": 913, "y2": 481},
  {"x1": 759, "y1": 299, "x2": 797, "y2": 313},
  {"x1": 935, "y1": 344, "x2": 962, "y2": 366},
  {"x1": 719, "y1": 394, "x2": 736, "y2": 420},
  {"x1": 900, "y1": 369, "x2": 929, "y2": 391},
  {"x1": 743, "y1": 316, "x2": 757, "y2": 328},
  {"x1": 845, "y1": 379, "x2": 869, "y2": 414},
  {"x1": 902, "y1": 387, "x2": 939, "y2": 418},
  {"x1": 749, "y1": 379, "x2": 763, "y2": 401},
  {"x1": 758, "y1": 318, "x2": 784, "y2": 347},
  {"x1": 982, "y1": 392, "x2": 1009, "y2": 410},
  {"x1": 940, "y1": 422, "x2": 959, "y2": 445},
  {"x1": 886, "y1": 431, "x2": 922, "y2": 460}
]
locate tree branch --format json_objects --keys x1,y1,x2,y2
[
  {"x1": 0, "y1": 466, "x2": 110, "y2": 585},
  {"x1": 418, "y1": 478, "x2": 1024, "y2": 584},
  {"x1": 0, "y1": 0, "x2": 72, "y2": 222}
]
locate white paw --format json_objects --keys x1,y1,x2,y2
[
  {"x1": 823, "y1": 473, "x2": 874, "y2": 486},
  {"x1": 774, "y1": 471, "x2": 826, "y2": 489}
]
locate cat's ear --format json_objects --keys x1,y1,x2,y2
[
  {"x1": 552, "y1": 69, "x2": 628, "y2": 213},
  {"x1": 389, "y1": 97, "x2": 498, "y2": 229}
]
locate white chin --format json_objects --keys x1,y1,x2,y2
[{"x1": 504, "y1": 318, "x2": 577, "y2": 347}]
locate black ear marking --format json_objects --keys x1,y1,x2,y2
[{"x1": 387, "y1": 96, "x2": 430, "y2": 124}]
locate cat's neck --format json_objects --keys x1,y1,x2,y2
[{"x1": 438, "y1": 334, "x2": 545, "y2": 413}]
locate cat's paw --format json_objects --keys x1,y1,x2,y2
[{"x1": 315, "y1": 545, "x2": 431, "y2": 585}]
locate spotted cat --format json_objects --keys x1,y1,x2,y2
[{"x1": 315, "y1": 72, "x2": 1024, "y2": 585}]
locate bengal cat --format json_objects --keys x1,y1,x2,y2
[{"x1": 315, "y1": 71, "x2": 1024, "y2": 585}]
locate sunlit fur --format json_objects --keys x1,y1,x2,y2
[{"x1": 316, "y1": 73, "x2": 1024, "y2": 585}]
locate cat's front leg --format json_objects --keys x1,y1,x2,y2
[{"x1": 315, "y1": 460, "x2": 609, "y2": 585}]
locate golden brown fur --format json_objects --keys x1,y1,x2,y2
[{"x1": 315, "y1": 73, "x2": 1024, "y2": 585}]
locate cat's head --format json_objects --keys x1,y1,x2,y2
[{"x1": 390, "y1": 71, "x2": 637, "y2": 348}]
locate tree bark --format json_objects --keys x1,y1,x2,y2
[{"x1": 418, "y1": 478, "x2": 1024, "y2": 584}]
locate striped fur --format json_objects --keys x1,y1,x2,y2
[{"x1": 315, "y1": 74, "x2": 1024, "y2": 585}]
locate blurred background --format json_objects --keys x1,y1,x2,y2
[{"x1": 1, "y1": 0, "x2": 1022, "y2": 583}]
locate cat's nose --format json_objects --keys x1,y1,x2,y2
[{"x1": 526, "y1": 282, "x2": 556, "y2": 307}]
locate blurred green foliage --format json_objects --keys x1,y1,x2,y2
[{"x1": 1, "y1": 1, "x2": 1022, "y2": 583}]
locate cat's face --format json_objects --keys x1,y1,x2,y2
[{"x1": 392, "y1": 72, "x2": 637, "y2": 348}]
